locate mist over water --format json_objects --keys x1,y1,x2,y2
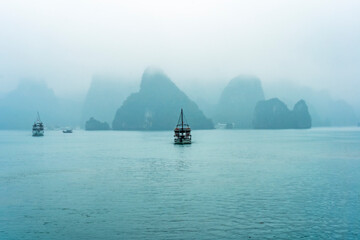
[
  {"x1": 1, "y1": 1, "x2": 360, "y2": 239},
  {"x1": 1, "y1": 1, "x2": 360, "y2": 104},
  {"x1": 1, "y1": 1, "x2": 360, "y2": 129}
]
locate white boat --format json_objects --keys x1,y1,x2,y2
[
  {"x1": 32, "y1": 112, "x2": 44, "y2": 137},
  {"x1": 63, "y1": 129, "x2": 73, "y2": 133},
  {"x1": 174, "y1": 109, "x2": 191, "y2": 144}
]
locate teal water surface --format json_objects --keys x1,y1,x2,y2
[{"x1": 1, "y1": 129, "x2": 360, "y2": 239}]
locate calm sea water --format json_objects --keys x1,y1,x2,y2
[{"x1": 1, "y1": 129, "x2": 360, "y2": 239}]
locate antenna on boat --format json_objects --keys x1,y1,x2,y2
[{"x1": 37, "y1": 111, "x2": 41, "y2": 121}]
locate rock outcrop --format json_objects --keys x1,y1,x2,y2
[
  {"x1": 85, "y1": 117, "x2": 110, "y2": 130},
  {"x1": 253, "y1": 98, "x2": 311, "y2": 129},
  {"x1": 263, "y1": 82, "x2": 357, "y2": 126},
  {"x1": 112, "y1": 67, "x2": 213, "y2": 130},
  {"x1": 215, "y1": 75, "x2": 265, "y2": 128},
  {"x1": 292, "y1": 100, "x2": 312, "y2": 129}
]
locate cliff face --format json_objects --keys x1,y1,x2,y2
[
  {"x1": 85, "y1": 117, "x2": 110, "y2": 130},
  {"x1": 292, "y1": 100, "x2": 312, "y2": 129},
  {"x1": 253, "y1": 98, "x2": 311, "y2": 129},
  {"x1": 215, "y1": 75, "x2": 265, "y2": 128},
  {"x1": 112, "y1": 67, "x2": 213, "y2": 130}
]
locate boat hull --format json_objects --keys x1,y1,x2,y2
[
  {"x1": 174, "y1": 138, "x2": 191, "y2": 144},
  {"x1": 32, "y1": 130, "x2": 44, "y2": 137}
]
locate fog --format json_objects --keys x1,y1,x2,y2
[
  {"x1": 0, "y1": 0, "x2": 360, "y2": 128},
  {"x1": 0, "y1": 0, "x2": 359, "y2": 99}
]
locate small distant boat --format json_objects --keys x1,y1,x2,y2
[
  {"x1": 32, "y1": 112, "x2": 44, "y2": 137},
  {"x1": 174, "y1": 108, "x2": 191, "y2": 144},
  {"x1": 62, "y1": 129, "x2": 73, "y2": 133}
]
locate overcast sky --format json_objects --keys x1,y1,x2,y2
[{"x1": 0, "y1": 0, "x2": 359, "y2": 103}]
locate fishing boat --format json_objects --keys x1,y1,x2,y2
[
  {"x1": 32, "y1": 112, "x2": 44, "y2": 137},
  {"x1": 174, "y1": 108, "x2": 191, "y2": 144}
]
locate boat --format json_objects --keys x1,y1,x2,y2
[
  {"x1": 62, "y1": 129, "x2": 73, "y2": 133},
  {"x1": 174, "y1": 108, "x2": 191, "y2": 144},
  {"x1": 32, "y1": 112, "x2": 44, "y2": 137}
]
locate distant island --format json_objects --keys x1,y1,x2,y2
[
  {"x1": 112, "y1": 67, "x2": 213, "y2": 130},
  {"x1": 82, "y1": 76, "x2": 137, "y2": 125},
  {"x1": 253, "y1": 98, "x2": 311, "y2": 129},
  {"x1": 0, "y1": 81, "x2": 81, "y2": 129},
  {"x1": 262, "y1": 82, "x2": 357, "y2": 127},
  {"x1": 214, "y1": 75, "x2": 265, "y2": 128},
  {"x1": 1, "y1": 68, "x2": 359, "y2": 131},
  {"x1": 85, "y1": 117, "x2": 110, "y2": 130}
]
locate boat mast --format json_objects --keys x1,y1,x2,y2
[
  {"x1": 37, "y1": 111, "x2": 41, "y2": 122},
  {"x1": 181, "y1": 108, "x2": 183, "y2": 130}
]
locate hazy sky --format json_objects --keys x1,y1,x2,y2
[{"x1": 1, "y1": 0, "x2": 359, "y2": 103}]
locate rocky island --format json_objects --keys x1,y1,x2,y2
[
  {"x1": 215, "y1": 75, "x2": 265, "y2": 128},
  {"x1": 112, "y1": 67, "x2": 213, "y2": 130},
  {"x1": 85, "y1": 117, "x2": 110, "y2": 130},
  {"x1": 82, "y1": 76, "x2": 137, "y2": 125},
  {"x1": 253, "y1": 98, "x2": 311, "y2": 129}
]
